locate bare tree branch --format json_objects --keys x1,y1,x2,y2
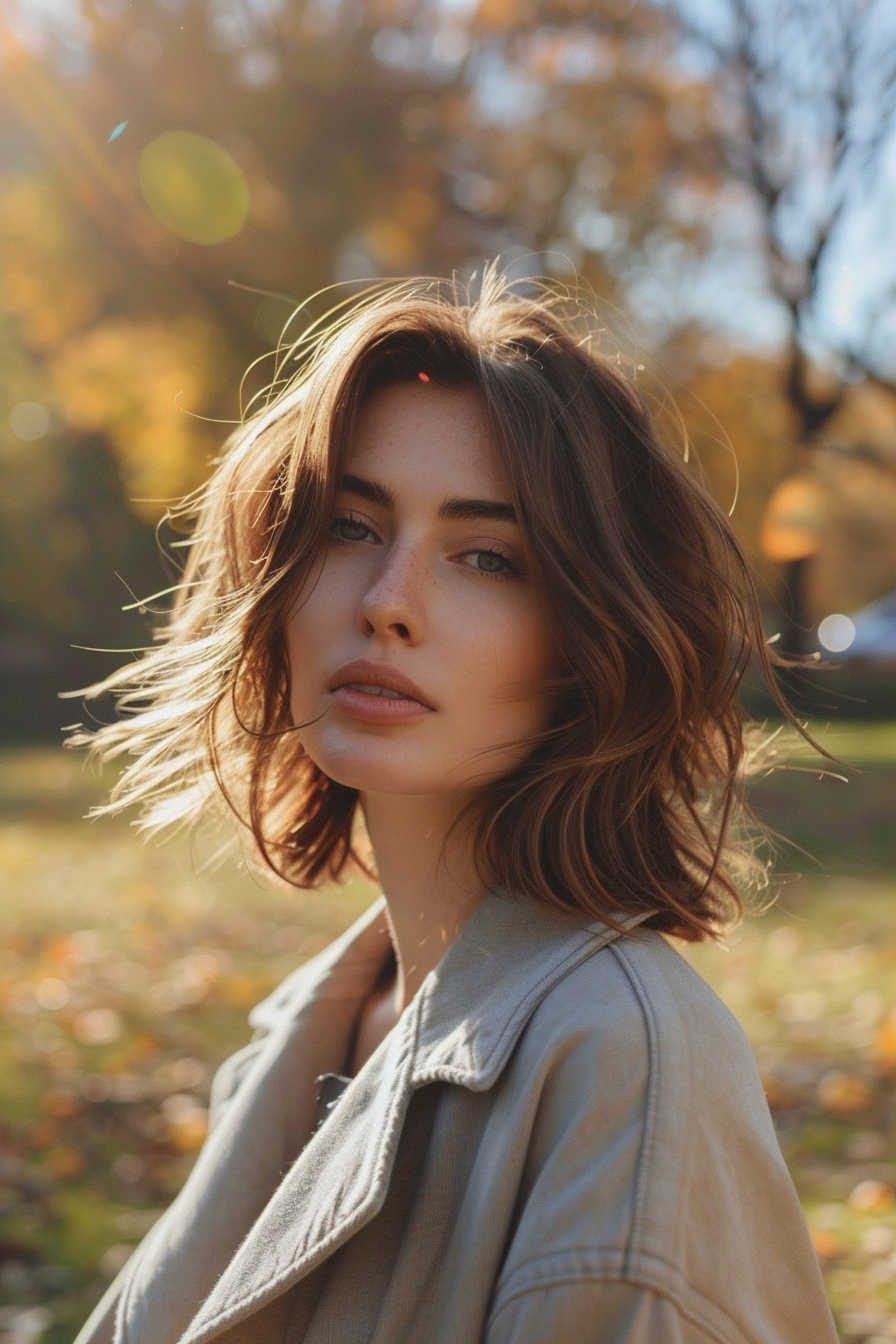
[{"x1": 672, "y1": 0, "x2": 896, "y2": 432}]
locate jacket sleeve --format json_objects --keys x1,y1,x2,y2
[
  {"x1": 72, "y1": 1273, "x2": 125, "y2": 1344},
  {"x1": 207, "y1": 1037, "x2": 268, "y2": 1130},
  {"x1": 485, "y1": 938, "x2": 837, "y2": 1344},
  {"x1": 486, "y1": 1281, "x2": 720, "y2": 1344}
]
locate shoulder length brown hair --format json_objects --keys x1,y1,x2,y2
[{"x1": 73, "y1": 271, "x2": 796, "y2": 941}]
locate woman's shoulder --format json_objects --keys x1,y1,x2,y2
[
  {"x1": 526, "y1": 923, "x2": 757, "y2": 1078},
  {"x1": 497, "y1": 926, "x2": 833, "y2": 1344},
  {"x1": 508, "y1": 922, "x2": 784, "y2": 1212},
  {"x1": 609, "y1": 927, "x2": 759, "y2": 1065}
]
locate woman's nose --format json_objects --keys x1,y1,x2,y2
[{"x1": 356, "y1": 546, "x2": 424, "y2": 644}]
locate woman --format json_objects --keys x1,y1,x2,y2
[{"x1": 73, "y1": 273, "x2": 837, "y2": 1344}]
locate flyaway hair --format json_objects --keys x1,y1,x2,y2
[{"x1": 71, "y1": 269, "x2": 806, "y2": 941}]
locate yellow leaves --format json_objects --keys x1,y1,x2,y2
[
  {"x1": 395, "y1": 184, "x2": 441, "y2": 234},
  {"x1": 223, "y1": 972, "x2": 272, "y2": 1007},
  {"x1": 474, "y1": 0, "x2": 529, "y2": 31},
  {"x1": 679, "y1": 354, "x2": 798, "y2": 578},
  {"x1": 50, "y1": 316, "x2": 223, "y2": 522},
  {"x1": 849, "y1": 1180, "x2": 896, "y2": 1214},
  {"x1": 160, "y1": 1094, "x2": 209, "y2": 1151},
  {"x1": 168, "y1": 1113, "x2": 209, "y2": 1152},
  {"x1": 810, "y1": 1227, "x2": 844, "y2": 1262},
  {"x1": 0, "y1": 177, "x2": 113, "y2": 351},
  {"x1": 4, "y1": 266, "x2": 98, "y2": 353},
  {"x1": 872, "y1": 1009, "x2": 896, "y2": 1074},
  {"x1": 808, "y1": 382, "x2": 896, "y2": 616},
  {"x1": 683, "y1": 354, "x2": 896, "y2": 614},
  {"x1": 824, "y1": 380, "x2": 896, "y2": 464},
  {"x1": 2, "y1": 177, "x2": 77, "y2": 271},
  {"x1": 365, "y1": 219, "x2": 418, "y2": 271},
  {"x1": 818, "y1": 1070, "x2": 874, "y2": 1115}
]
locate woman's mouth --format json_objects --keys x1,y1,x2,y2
[
  {"x1": 330, "y1": 684, "x2": 433, "y2": 723},
  {"x1": 344, "y1": 683, "x2": 409, "y2": 699},
  {"x1": 327, "y1": 661, "x2": 435, "y2": 724}
]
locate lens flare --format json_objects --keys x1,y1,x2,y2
[{"x1": 139, "y1": 132, "x2": 249, "y2": 245}]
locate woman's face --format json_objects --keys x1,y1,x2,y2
[{"x1": 285, "y1": 379, "x2": 558, "y2": 801}]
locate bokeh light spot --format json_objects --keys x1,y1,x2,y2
[
  {"x1": 760, "y1": 475, "x2": 827, "y2": 562},
  {"x1": 9, "y1": 401, "x2": 51, "y2": 440},
  {"x1": 139, "y1": 132, "x2": 249, "y2": 245},
  {"x1": 818, "y1": 613, "x2": 856, "y2": 652}
]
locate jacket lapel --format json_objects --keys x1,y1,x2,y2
[
  {"x1": 177, "y1": 995, "x2": 422, "y2": 1344},
  {"x1": 139, "y1": 896, "x2": 649, "y2": 1344},
  {"x1": 116, "y1": 899, "x2": 392, "y2": 1344}
]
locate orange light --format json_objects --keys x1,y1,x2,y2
[{"x1": 760, "y1": 476, "x2": 827, "y2": 562}]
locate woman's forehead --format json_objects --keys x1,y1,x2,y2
[{"x1": 344, "y1": 382, "x2": 507, "y2": 500}]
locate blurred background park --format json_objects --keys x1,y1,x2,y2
[{"x1": 2, "y1": 0, "x2": 896, "y2": 1338}]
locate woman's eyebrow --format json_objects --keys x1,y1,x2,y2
[
  {"x1": 339, "y1": 475, "x2": 517, "y2": 525},
  {"x1": 438, "y1": 497, "x2": 517, "y2": 524},
  {"x1": 339, "y1": 474, "x2": 395, "y2": 508}
]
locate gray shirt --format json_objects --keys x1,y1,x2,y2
[{"x1": 75, "y1": 892, "x2": 837, "y2": 1344}]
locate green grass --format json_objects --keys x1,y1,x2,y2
[
  {"x1": 742, "y1": 721, "x2": 896, "y2": 879},
  {"x1": 1, "y1": 735, "x2": 896, "y2": 1342},
  {"x1": 0, "y1": 747, "x2": 375, "y2": 1341},
  {"x1": 682, "y1": 878, "x2": 896, "y2": 1342},
  {"x1": 781, "y1": 720, "x2": 896, "y2": 766}
]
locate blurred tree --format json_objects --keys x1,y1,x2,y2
[
  {"x1": 2, "y1": 0, "x2": 896, "y2": 734},
  {"x1": 0, "y1": 0, "x2": 463, "y2": 735},
  {"x1": 1, "y1": 0, "x2": 721, "y2": 705},
  {"x1": 673, "y1": 0, "x2": 896, "y2": 651},
  {"x1": 673, "y1": 351, "x2": 798, "y2": 585}
]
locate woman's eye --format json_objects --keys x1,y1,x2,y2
[
  {"x1": 331, "y1": 516, "x2": 377, "y2": 544},
  {"x1": 460, "y1": 549, "x2": 518, "y2": 577}
]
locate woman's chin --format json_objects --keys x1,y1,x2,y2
[
  {"x1": 301, "y1": 726, "x2": 513, "y2": 798},
  {"x1": 308, "y1": 748, "x2": 446, "y2": 797}
]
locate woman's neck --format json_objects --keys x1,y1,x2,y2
[{"x1": 359, "y1": 791, "x2": 487, "y2": 1010}]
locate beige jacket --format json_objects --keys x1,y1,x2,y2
[{"x1": 75, "y1": 893, "x2": 837, "y2": 1344}]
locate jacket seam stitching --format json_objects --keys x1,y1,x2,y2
[
  {"x1": 606, "y1": 944, "x2": 760, "y2": 1343},
  {"x1": 486, "y1": 1263, "x2": 744, "y2": 1344},
  {"x1": 606, "y1": 941, "x2": 661, "y2": 1278}
]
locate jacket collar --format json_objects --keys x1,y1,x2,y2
[
  {"x1": 141, "y1": 893, "x2": 646, "y2": 1344},
  {"x1": 252, "y1": 890, "x2": 645, "y2": 1089},
  {"x1": 412, "y1": 891, "x2": 647, "y2": 1088}
]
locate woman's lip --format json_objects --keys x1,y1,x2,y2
[
  {"x1": 327, "y1": 660, "x2": 434, "y2": 709},
  {"x1": 330, "y1": 685, "x2": 433, "y2": 724}
]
